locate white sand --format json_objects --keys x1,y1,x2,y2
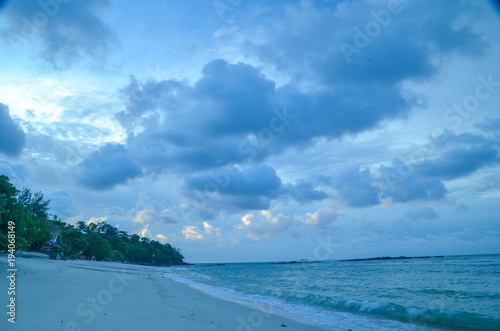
[{"x1": 0, "y1": 256, "x2": 345, "y2": 330}]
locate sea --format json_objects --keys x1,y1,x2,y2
[{"x1": 162, "y1": 254, "x2": 500, "y2": 330}]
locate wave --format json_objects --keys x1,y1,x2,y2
[
  {"x1": 280, "y1": 291, "x2": 500, "y2": 330},
  {"x1": 163, "y1": 269, "x2": 500, "y2": 331}
]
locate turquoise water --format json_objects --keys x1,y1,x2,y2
[{"x1": 163, "y1": 255, "x2": 500, "y2": 330}]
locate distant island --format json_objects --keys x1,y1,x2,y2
[
  {"x1": 340, "y1": 256, "x2": 444, "y2": 262},
  {"x1": 0, "y1": 175, "x2": 186, "y2": 266}
]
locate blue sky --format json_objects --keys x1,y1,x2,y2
[{"x1": 0, "y1": 0, "x2": 499, "y2": 263}]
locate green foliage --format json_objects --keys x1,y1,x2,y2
[
  {"x1": 84, "y1": 233, "x2": 112, "y2": 260},
  {"x1": 0, "y1": 176, "x2": 185, "y2": 265},
  {"x1": 0, "y1": 175, "x2": 51, "y2": 251},
  {"x1": 61, "y1": 225, "x2": 88, "y2": 255}
]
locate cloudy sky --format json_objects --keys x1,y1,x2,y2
[{"x1": 0, "y1": 0, "x2": 499, "y2": 263}]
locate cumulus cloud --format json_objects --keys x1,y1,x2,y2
[
  {"x1": 1, "y1": 0, "x2": 118, "y2": 69},
  {"x1": 115, "y1": 57, "x2": 415, "y2": 175},
  {"x1": 282, "y1": 179, "x2": 329, "y2": 204},
  {"x1": 332, "y1": 167, "x2": 380, "y2": 207},
  {"x1": 76, "y1": 143, "x2": 142, "y2": 190},
  {"x1": 405, "y1": 206, "x2": 438, "y2": 221},
  {"x1": 0, "y1": 160, "x2": 29, "y2": 186},
  {"x1": 182, "y1": 226, "x2": 204, "y2": 240},
  {"x1": 246, "y1": 0, "x2": 486, "y2": 85},
  {"x1": 475, "y1": 117, "x2": 500, "y2": 133},
  {"x1": 203, "y1": 221, "x2": 220, "y2": 236},
  {"x1": 182, "y1": 221, "x2": 220, "y2": 240},
  {"x1": 0, "y1": 103, "x2": 26, "y2": 157},
  {"x1": 379, "y1": 159, "x2": 447, "y2": 203},
  {"x1": 184, "y1": 164, "x2": 327, "y2": 213},
  {"x1": 236, "y1": 209, "x2": 292, "y2": 240},
  {"x1": 296, "y1": 207, "x2": 341, "y2": 227},
  {"x1": 46, "y1": 190, "x2": 80, "y2": 219},
  {"x1": 415, "y1": 147, "x2": 498, "y2": 180}
]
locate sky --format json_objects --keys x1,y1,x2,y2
[{"x1": 0, "y1": 0, "x2": 499, "y2": 263}]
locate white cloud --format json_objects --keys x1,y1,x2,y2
[
  {"x1": 155, "y1": 233, "x2": 168, "y2": 243},
  {"x1": 203, "y1": 221, "x2": 221, "y2": 236},
  {"x1": 296, "y1": 207, "x2": 342, "y2": 227},
  {"x1": 182, "y1": 225, "x2": 204, "y2": 240},
  {"x1": 237, "y1": 209, "x2": 292, "y2": 241}
]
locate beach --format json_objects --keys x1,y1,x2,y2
[{"x1": 0, "y1": 256, "x2": 343, "y2": 331}]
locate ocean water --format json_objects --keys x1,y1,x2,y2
[{"x1": 163, "y1": 255, "x2": 500, "y2": 330}]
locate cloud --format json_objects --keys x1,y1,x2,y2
[
  {"x1": 185, "y1": 164, "x2": 282, "y2": 197},
  {"x1": 296, "y1": 207, "x2": 341, "y2": 227},
  {"x1": 236, "y1": 209, "x2": 292, "y2": 241},
  {"x1": 184, "y1": 164, "x2": 327, "y2": 213},
  {"x1": 332, "y1": 167, "x2": 380, "y2": 207},
  {"x1": 415, "y1": 147, "x2": 498, "y2": 180},
  {"x1": 1, "y1": 0, "x2": 118, "y2": 69},
  {"x1": 246, "y1": 0, "x2": 486, "y2": 85},
  {"x1": 76, "y1": 143, "x2": 142, "y2": 190},
  {"x1": 155, "y1": 233, "x2": 168, "y2": 244},
  {"x1": 475, "y1": 117, "x2": 500, "y2": 133},
  {"x1": 116, "y1": 57, "x2": 416, "y2": 174},
  {"x1": 182, "y1": 221, "x2": 220, "y2": 240},
  {"x1": 203, "y1": 221, "x2": 220, "y2": 236},
  {"x1": 133, "y1": 207, "x2": 177, "y2": 225},
  {"x1": 46, "y1": 190, "x2": 80, "y2": 219},
  {"x1": 378, "y1": 159, "x2": 447, "y2": 203},
  {"x1": 0, "y1": 160, "x2": 29, "y2": 186},
  {"x1": 282, "y1": 179, "x2": 329, "y2": 204},
  {"x1": 182, "y1": 225, "x2": 204, "y2": 240},
  {"x1": 405, "y1": 206, "x2": 438, "y2": 221},
  {"x1": 0, "y1": 103, "x2": 26, "y2": 157}
]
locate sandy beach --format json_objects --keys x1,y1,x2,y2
[{"x1": 0, "y1": 256, "x2": 344, "y2": 330}]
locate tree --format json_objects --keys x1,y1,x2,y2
[
  {"x1": 61, "y1": 226, "x2": 88, "y2": 256},
  {"x1": 18, "y1": 188, "x2": 50, "y2": 220},
  {"x1": 76, "y1": 221, "x2": 88, "y2": 232},
  {"x1": 84, "y1": 233, "x2": 112, "y2": 260}
]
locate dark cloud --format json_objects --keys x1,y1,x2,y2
[
  {"x1": 118, "y1": 58, "x2": 413, "y2": 174},
  {"x1": 186, "y1": 164, "x2": 282, "y2": 197},
  {"x1": 412, "y1": 131, "x2": 500, "y2": 180},
  {"x1": 46, "y1": 190, "x2": 80, "y2": 219},
  {"x1": 282, "y1": 179, "x2": 329, "y2": 204},
  {"x1": 0, "y1": 160, "x2": 29, "y2": 186},
  {"x1": 0, "y1": 103, "x2": 26, "y2": 157},
  {"x1": 184, "y1": 164, "x2": 328, "y2": 212},
  {"x1": 374, "y1": 130, "x2": 500, "y2": 203},
  {"x1": 332, "y1": 167, "x2": 380, "y2": 207},
  {"x1": 415, "y1": 147, "x2": 498, "y2": 180},
  {"x1": 246, "y1": 0, "x2": 486, "y2": 86},
  {"x1": 2, "y1": 0, "x2": 118, "y2": 69},
  {"x1": 405, "y1": 206, "x2": 438, "y2": 221},
  {"x1": 475, "y1": 117, "x2": 500, "y2": 133},
  {"x1": 76, "y1": 143, "x2": 142, "y2": 191},
  {"x1": 379, "y1": 159, "x2": 447, "y2": 203},
  {"x1": 184, "y1": 164, "x2": 281, "y2": 211}
]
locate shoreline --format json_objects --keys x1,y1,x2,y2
[{"x1": 0, "y1": 256, "x2": 344, "y2": 330}]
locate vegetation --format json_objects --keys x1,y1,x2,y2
[{"x1": 0, "y1": 175, "x2": 184, "y2": 264}]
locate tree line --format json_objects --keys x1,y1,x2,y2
[{"x1": 0, "y1": 175, "x2": 185, "y2": 265}]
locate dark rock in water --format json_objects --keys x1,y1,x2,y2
[
  {"x1": 203, "y1": 263, "x2": 226, "y2": 267},
  {"x1": 340, "y1": 255, "x2": 445, "y2": 262}
]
